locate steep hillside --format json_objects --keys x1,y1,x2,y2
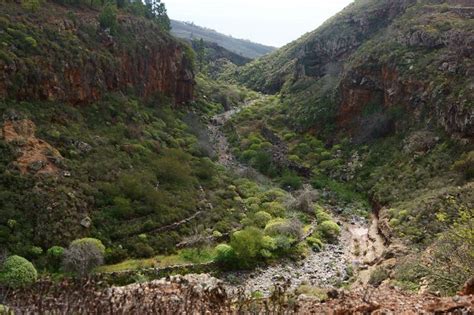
[
  {"x1": 0, "y1": 4, "x2": 194, "y2": 105},
  {"x1": 171, "y1": 20, "x2": 276, "y2": 59},
  {"x1": 0, "y1": 2, "x2": 257, "y2": 265},
  {"x1": 190, "y1": 39, "x2": 251, "y2": 67},
  {"x1": 222, "y1": 0, "x2": 473, "y2": 296},
  {"x1": 234, "y1": 0, "x2": 473, "y2": 139},
  {"x1": 0, "y1": 0, "x2": 473, "y2": 311}
]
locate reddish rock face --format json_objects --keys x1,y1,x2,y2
[
  {"x1": 0, "y1": 6, "x2": 195, "y2": 106},
  {"x1": 2, "y1": 119, "x2": 62, "y2": 175}
]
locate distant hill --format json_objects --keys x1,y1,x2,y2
[{"x1": 171, "y1": 20, "x2": 276, "y2": 59}]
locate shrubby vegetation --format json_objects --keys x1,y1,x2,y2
[
  {"x1": 50, "y1": 0, "x2": 170, "y2": 31},
  {"x1": 0, "y1": 255, "x2": 37, "y2": 288},
  {"x1": 63, "y1": 238, "x2": 105, "y2": 276}
]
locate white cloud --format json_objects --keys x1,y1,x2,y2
[{"x1": 165, "y1": 0, "x2": 354, "y2": 47}]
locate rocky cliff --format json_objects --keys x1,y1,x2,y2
[
  {"x1": 235, "y1": 0, "x2": 473, "y2": 140},
  {"x1": 0, "y1": 3, "x2": 195, "y2": 105}
]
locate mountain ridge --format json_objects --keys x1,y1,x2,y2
[{"x1": 171, "y1": 19, "x2": 276, "y2": 59}]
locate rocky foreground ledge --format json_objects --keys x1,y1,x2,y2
[{"x1": 7, "y1": 274, "x2": 472, "y2": 314}]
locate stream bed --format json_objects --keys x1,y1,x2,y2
[{"x1": 208, "y1": 100, "x2": 386, "y2": 296}]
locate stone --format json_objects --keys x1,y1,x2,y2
[{"x1": 80, "y1": 216, "x2": 92, "y2": 228}]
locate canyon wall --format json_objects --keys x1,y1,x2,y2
[{"x1": 0, "y1": 5, "x2": 195, "y2": 105}]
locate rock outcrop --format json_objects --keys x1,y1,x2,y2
[
  {"x1": 0, "y1": 3, "x2": 194, "y2": 105},
  {"x1": 2, "y1": 115, "x2": 62, "y2": 175},
  {"x1": 237, "y1": 0, "x2": 473, "y2": 139}
]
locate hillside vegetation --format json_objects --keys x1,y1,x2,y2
[
  {"x1": 171, "y1": 20, "x2": 276, "y2": 59},
  {"x1": 0, "y1": 0, "x2": 473, "y2": 312},
  {"x1": 224, "y1": 0, "x2": 473, "y2": 296}
]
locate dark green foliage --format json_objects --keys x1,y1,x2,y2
[
  {"x1": 214, "y1": 244, "x2": 235, "y2": 268},
  {"x1": 280, "y1": 171, "x2": 302, "y2": 191},
  {"x1": 144, "y1": 0, "x2": 170, "y2": 31},
  {"x1": 105, "y1": 247, "x2": 128, "y2": 264},
  {"x1": 99, "y1": 4, "x2": 118, "y2": 33},
  {"x1": 453, "y1": 151, "x2": 474, "y2": 180},
  {"x1": 306, "y1": 236, "x2": 323, "y2": 252},
  {"x1": 46, "y1": 246, "x2": 65, "y2": 271}
]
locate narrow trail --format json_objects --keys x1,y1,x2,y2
[{"x1": 208, "y1": 97, "x2": 388, "y2": 296}]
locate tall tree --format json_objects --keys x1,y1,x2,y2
[{"x1": 144, "y1": 0, "x2": 170, "y2": 31}]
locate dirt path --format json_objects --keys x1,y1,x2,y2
[
  {"x1": 208, "y1": 98, "x2": 259, "y2": 171},
  {"x1": 209, "y1": 98, "x2": 388, "y2": 296}
]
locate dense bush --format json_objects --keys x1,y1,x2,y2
[
  {"x1": 105, "y1": 247, "x2": 129, "y2": 264},
  {"x1": 317, "y1": 221, "x2": 341, "y2": 244},
  {"x1": 99, "y1": 4, "x2": 118, "y2": 33},
  {"x1": 21, "y1": 0, "x2": 41, "y2": 11},
  {"x1": 253, "y1": 211, "x2": 272, "y2": 228},
  {"x1": 264, "y1": 218, "x2": 303, "y2": 240},
  {"x1": 214, "y1": 244, "x2": 235, "y2": 267},
  {"x1": 46, "y1": 246, "x2": 65, "y2": 271},
  {"x1": 280, "y1": 171, "x2": 302, "y2": 191},
  {"x1": 0, "y1": 255, "x2": 37, "y2": 288},
  {"x1": 306, "y1": 236, "x2": 323, "y2": 252},
  {"x1": 63, "y1": 238, "x2": 105, "y2": 276},
  {"x1": 229, "y1": 227, "x2": 266, "y2": 269}
]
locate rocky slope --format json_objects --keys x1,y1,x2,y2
[
  {"x1": 5, "y1": 274, "x2": 473, "y2": 313},
  {"x1": 0, "y1": 3, "x2": 195, "y2": 105},
  {"x1": 234, "y1": 0, "x2": 473, "y2": 140},
  {"x1": 221, "y1": 0, "x2": 473, "y2": 297}
]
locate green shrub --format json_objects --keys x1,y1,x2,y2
[
  {"x1": 307, "y1": 236, "x2": 323, "y2": 252},
  {"x1": 28, "y1": 246, "x2": 43, "y2": 258},
  {"x1": 47, "y1": 246, "x2": 65, "y2": 258},
  {"x1": 315, "y1": 205, "x2": 332, "y2": 223},
  {"x1": 24, "y1": 36, "x2": 37, "y2": 48},
  {"x1": 21, "y1": 0, "x2": 41, "y2": 11},
  {"x1": 251, "y1": 151, "x2": 275, "y2": 175},
  {"x1": 99, "y1": 4, "x2": 118, "y2": 33},
  {"x1": 317, "y1": 221, "x2": 341, "y2": 244},
  {"x1": 105, "y1": 247, "x2": 128, "y2": 264},
  {"x1": 0, "y1": 255, "x2": 37, "y2": 288},
  {"x1": 241, "y1": 149, "x2": 257, "y2": 161},
  {"x1": 214, "y1": 244, "x2": 235, "y2": 267},
  {"x1": 260, "y1": 201, "x2": 285, "y2": 217},
  {"x1": 230, "y1": 227, "x2": 265, "y2": 268},
  {"x1": 264, "y1": 218, "x2": 303, "y2": 240},
  {"x1": 132, "y1": 243, "x2": 155, "y2": 258},
  {"x1": 280, "y1": 171, "x2": 302, "y2": 191},
  {"x1": 253, "y1": 211, "x2": 272, "y2": 228},
  {"x1": 63, "y1": 238, "x2": 105, "y2": 276},
  {"x1": 47, "y1": 246, "x2": 65, "y2": 270},
  {"x1": 71, "y1": 238, "x2": 106, "y2": 254},
  {"x1": 154, "y1": 155, "x2": 193, "y2": 186}
]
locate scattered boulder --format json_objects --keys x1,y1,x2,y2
[{"x1": 80, "y1": 216, "x2": 92, "y2": 228}]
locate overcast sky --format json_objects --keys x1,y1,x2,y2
[{"x1": 165, "y1": 0, "x2": 354, "y2": 47}]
